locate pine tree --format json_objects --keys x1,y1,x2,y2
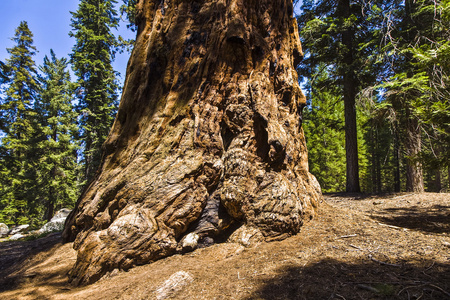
[
  {"x1": 0, "y1": 21, "x2": 40, "y2": 225},
  {"x1": 297, "y1": 0, "x2": 385, "y2": 192},
  {"x1": 408, "y1": 0, "x2": 450, "y2": 190},
  {"x1": 377, "y1": 0, "x2": 444, "y2": 192},
  {"x1": 70, "y1": 0, "x2": 120, "y2": 183},
  {"x1": 36, "y1": 50, "x2": 79, "y2": 221},
  {"x1": 303, "y1": 79, "x2": 347, "y2": 192}
]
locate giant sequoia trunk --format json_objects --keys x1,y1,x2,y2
[{"x1": 63, "y1": 0, "x2": 322, "y2": 285}]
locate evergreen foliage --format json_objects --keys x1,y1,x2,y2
[
  {"x1": 35, "y1": 50, "x2": 79, "y2": 221},
  {"x1": 0, "y1": 60, "x2": 8, "y2": 83},
  {"x1": 70, "y1": 0, "x2": 120, "y2": 184},
  {"x1": 297, "y1": 0, "x2": 382, "y2": 192},
  {"x1": 303, "y1": 79, "x2": 347, "y2": 193},
  {"x1": 0, "y1": 21, "x2": 40, "y2": 225},
  {"x1": 119, "y1": 0, "x2": 137, "y2": 32},
  {"x1": 299, "y1": 0, "x2": 450, "y2": 192}
]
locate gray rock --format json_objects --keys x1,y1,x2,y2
[
  {"x1": 0, "y1": 223, "x2": 8, "y2": 237},
  {"x1": 51, "y1": 208, "x2": 71, "y2": 222},
  {"x1": 9, "y1": 233, "x2": 25, "y2": 241},
  {"x1": 38, "y1": 209, "x2": 72, "y2": 235},
  {"x1": 9, "y1": 224, "x2": 30, "y2": 235}
]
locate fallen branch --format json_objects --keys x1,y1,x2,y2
[
  {"x1": 336, "y1": 234, "x2": 358, "y2": 239},
  {"x1": 369, "y1": 255, "x2": 401, "y2": 267},
  {"x1": 427, "y1": 284, "x2": 450, "y2": 298},
  {"x1": 357, "y1": 284, "x2": 380, "y2": 293},
  {"x1": 335, "y1": 293, "x2": 347, "y2": 300},
  {"x1": 378, "y1": 223, "x2": 408, "y2": 231},
  {"x1": 398, "y1": 283, "x2": 450, "y2": 298},
  {"x1": 391, "y1": 193, "x2": 415, "y2": 200},
  {"x1": 349, "y1": 244, "x2": 363, "y2": 251}
]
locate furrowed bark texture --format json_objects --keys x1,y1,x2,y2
[{"x1": 63, "y1": 0, "x2": 322, "y2": 285}]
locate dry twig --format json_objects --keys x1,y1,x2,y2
[
  {"x1": 336, "y1": 234, "x2": 358, "y2": 239},
  {"x1": 369, "y1": 255, "x2": 401, "y2": 267}
]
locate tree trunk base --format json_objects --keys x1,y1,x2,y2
[{"x1": 63, "y1": 0, "x2": 322, "y2": 285}]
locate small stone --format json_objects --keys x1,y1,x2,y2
[{"x1": 181, "y1": 232, "x2": 199, "y2": 251}]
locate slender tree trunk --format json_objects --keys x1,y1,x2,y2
[
  {"x1": 63, "y1": 0, "x2": 322, "y2": 285},
  {"x1": 338, "y1": 0, "x2": 360, "y2": 193}
]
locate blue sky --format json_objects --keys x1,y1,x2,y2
[{"x1": 0, "y1": 0, "x2": 134, "y2": 86}]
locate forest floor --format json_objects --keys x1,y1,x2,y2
[{"x1": 0, "y1": 193, "x2": 449, "y2": 300}]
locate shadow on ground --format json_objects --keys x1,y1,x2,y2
[
  {"x1": 371, "y1": 205, "x2": 450, "y2": 234},
  {"x1": 249, "y1": 258, "x2": 450, "y2": 300},
  {"x1": 0, "y1": 232, "x2": 63, "y2": 292}
]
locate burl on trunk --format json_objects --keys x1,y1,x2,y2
[{"x1": 64, "y1": 0, "x2": 322, "y2": 285}]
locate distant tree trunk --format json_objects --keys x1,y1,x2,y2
[
  {"x1": 433, "y1": 141, "x2": 442, "y2": 192},
  {"x1": 448, "y1": 166, "x2": 450, "y2": 190},
  {"x1": 370, "y1": 127, "x2": 377, "y2": 193},
  {"x1": 47, "y1": 184, "x2": 55, "y2": 222},
  {"x1": 402, "y1": 0, "x2": 424, "y2": 193},
  {"x1": 393, "y1": 131, "x2": 401, "y2": 192},
  {"x1": 376, "y1": 135, "x2": 382, "y2": 193},
  {"x1": 405, "y1": 113, "x2": 424, "y2": 192},
  {"x1": 63, "y1": 0, "x2": 322, "y2": 285},
  {"x1": 338, "y1": 0, "x2": 360, "y2": 193},
  {"x1": 434, "y1": 169, "x2": 442, "y2": 192}
]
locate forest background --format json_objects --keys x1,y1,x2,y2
[{"x1": 0, "y1": 0, "x2": 448, "y2": 227}]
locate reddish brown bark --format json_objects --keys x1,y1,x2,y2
[{"x1": 63, "y1": 0, "x2": 322, "y2": 285}]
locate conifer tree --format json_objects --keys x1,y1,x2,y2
[
  {"x1": 303, "y1": 83, "x2": 347, "y2": 192},
  {"x1": 297, "y1": 0, "x2": 383, "y2": 192},
  {"x1": 36, "y1": 50, "x2": 79, "y2": 221},
  {"x1": 378, "y1": 0, "x2": 442, "y2": 192},
  {"x1": 70, "y1": 0, "x2": 120, "y2": 183},
  {"x1": 407, "y1": 0, "x2": 450, "y2": 190},
  {"x1": 0, "y1": 21, "x2": 40, "y2": 225}
]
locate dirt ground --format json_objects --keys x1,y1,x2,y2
[{"x1": 0, "y1": 193, "x2": 449, "y2": 300}]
